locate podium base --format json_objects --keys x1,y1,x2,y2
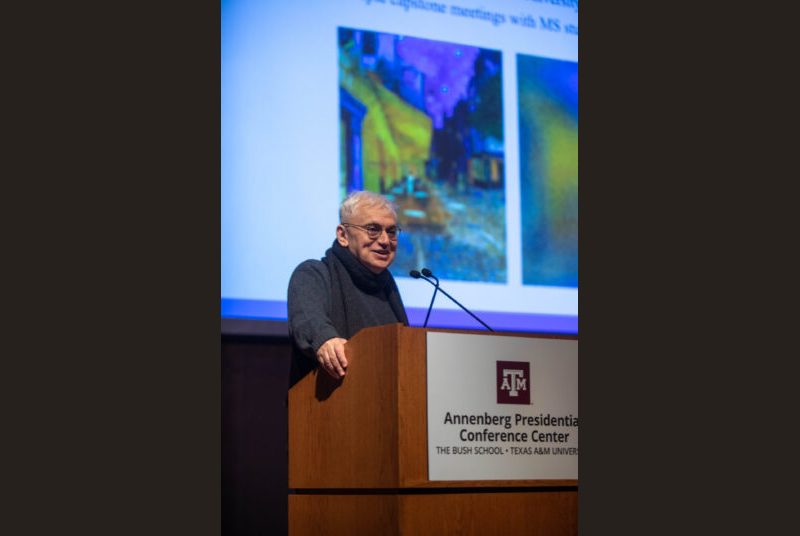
[{"x1": 289, "y1": 488, "x2": 577, "y2": 535}]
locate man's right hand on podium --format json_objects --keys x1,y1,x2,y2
[{"x1": 316, "y1": 337, "x2": 349, "y2": 379}]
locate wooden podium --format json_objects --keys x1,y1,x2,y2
[{"x1": 288, "y1": 324, "x2": 578, "y2": 535}]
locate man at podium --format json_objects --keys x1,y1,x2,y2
[{"x1": 288, "y1": 191, "x2": 409, "y2": 382}]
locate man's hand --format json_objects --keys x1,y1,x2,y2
[{"x1": 316, "y1": 337, "x2": 349, "y2": 379}]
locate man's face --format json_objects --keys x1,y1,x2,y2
[{"x1": 336, "y1": 204, "x2": 398, "y2": 274}]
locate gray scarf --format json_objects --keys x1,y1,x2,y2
[{"x1": 325, "y1": 240, "x2": 409, "y2": 338}]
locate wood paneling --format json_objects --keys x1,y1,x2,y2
[
  {"x1": 397, "y1": 327, "x2": 428, "y2": 486},
  {"x1": 289, "y1": 491, "x2": 578, "y2": 536},
  {"x1": 289, "y1": 495, "x2": 399, "y2": 536},
  {"x1": 223, "y1": 335, "x2": 291, "y2": 535},
  {"x1": 288, "y1": 324, "x2": 401, "y2": 488},
  {"x1": 398, "y1": 491, "x2": 578, "y2": 536}
]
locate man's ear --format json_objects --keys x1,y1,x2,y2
[{"x1": 336, "y1": 225, "x2": 348, "y2": 247}]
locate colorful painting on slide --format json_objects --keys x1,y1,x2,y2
[
  {"x1": 518, "y1": 54, "x2": 578, "y2": 288},
  {"x1": 339, "y1": 27, "x2": 506, "y2": 283}
]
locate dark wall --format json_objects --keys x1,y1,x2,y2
[{"x1": 222, "y1": 335, "x2": 292, "y2": 535}]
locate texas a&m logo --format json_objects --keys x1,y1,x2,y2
[{"x1": 496, "y1": 361, "x2": 530, "y2": 405}]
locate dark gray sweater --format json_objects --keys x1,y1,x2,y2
[{"x1": 287, "y1": 241, "x2": 408, "y2": 371}]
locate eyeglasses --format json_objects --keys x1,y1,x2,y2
[{"x1": 342, "y1": 223, "x2": 402, "y2": 241}]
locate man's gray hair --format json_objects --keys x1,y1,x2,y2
[{"x1": 339, "y1": 190, "x2": 397, "y2": 223}]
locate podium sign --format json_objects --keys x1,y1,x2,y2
[
  {"x1": 426, "y1": 332, "x2": 578, "y2": 481},
  {"x1": 290, "y1": 325, "x2": 578, "y2": 535}
]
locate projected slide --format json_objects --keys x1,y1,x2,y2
[
  {"x1": 338, "y1": 28, "x2": 506, "y2": 283},
  {"x1": 222, "y1": 0, "x2": 579, "y2": 334},
  {"x1": 517, "y1": 54, "x2": 578, "y2": 287}
]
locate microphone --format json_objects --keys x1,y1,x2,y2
[
  {"x1": 410, "y1": 270, "x2": 439, "y2": 327},
  {"x1": 409, "y1": 268, "x2": 494, "y2": 331}
]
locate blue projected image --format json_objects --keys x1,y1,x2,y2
[{"x1": 222, "y1": 0, "x2": 579, "y2": 334}]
